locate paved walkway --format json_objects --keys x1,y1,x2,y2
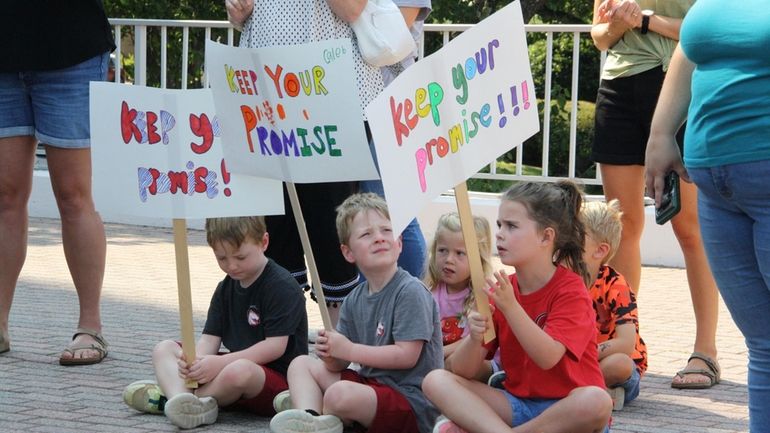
[{"x1": 0, "y1": 218, "x2": 748, "y2": 432}]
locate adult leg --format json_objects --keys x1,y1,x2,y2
[
  {"x1": 670, "y1": 180, "x2": 719, "y2": 387},
  {"x1": 599, "y1": 163, "x2": 645, "y2": 293},
  {"x1": 46, "y1": 146, "x2": 106, "y2": 361},
  {"x1": 690, "y1": 164, "x2": 770, "y2": 430},
  {"x1": 0, "y1": 136, "x2": 36, "y2": 347},
  {"x1": 422, "y1": 369, "x2": 513, "y2": 433}
]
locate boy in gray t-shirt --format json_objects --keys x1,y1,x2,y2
[{"x1": 270, "y1": 193, "x2": 443, "y2": 433}]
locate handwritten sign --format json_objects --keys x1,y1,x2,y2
[
  {"x1": 89, "y1": 83, "x2": 284, "y2": 218},
  {"x1": 365, "y1": 1, "x2": 540, "y2": 234},
  {"x1": 205, "y1": 40, "x2": 379, "y2": 183}
]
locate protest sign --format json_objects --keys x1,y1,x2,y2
[
  {"x1": 90, "y1": 83, "x2": 284, "y2": 218},
  {"x1": 365, "y1": 1, "x2": 539, "y2": 235},
  {"x1": 206, "y1": 39, "x2": 378, "y2": 183}
]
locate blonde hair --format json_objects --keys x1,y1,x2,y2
[
  {"x1": 581, "y1": 199, "x2": 623, "y2": 263},
  {"x1": 335, "y1": 192, "x2": 390, "y2": 245},
  {"x1": 424, "y1": 212, "x2": 493, "y2": 315},
  {"x1": 502, "y1": 180, "x2": 591, "y2": 288},
  {"x1": 205, "y1": 216, "x2": 266, "y2": 248}
]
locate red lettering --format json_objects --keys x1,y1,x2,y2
[
  {"x1": 120, "y1": 101, "x2": 142, "y2": 144},
  {"x1": 189, "y1": 113, "x2": 214, "y2": 154},
  {"x1": 147, "y1": 111, "x2": 160, "y2": 144},
  {"x1": 390, "y1": 96, "x2": 410, "y2": 146}
]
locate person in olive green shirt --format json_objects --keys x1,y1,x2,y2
[{"x1": 590, "y1": 0, "x2": 721, "y2": 389}]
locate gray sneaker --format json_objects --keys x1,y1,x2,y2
[
  {"x1": 163, "y1": 393, "x2": 218, "y2": 429},
  {"x1": 270, "y1": 409, "x2": 343, "y2": 433},
  {"x1": 273, "y1": 390, "x2": 293, "y2": 413}
]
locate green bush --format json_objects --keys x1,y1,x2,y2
[
  {"x1": 502, "y1": 99, "x2": 595, "y2": 179},
  {"x1": 466, "y1": 161, "x2": 542, "y2": 193}
]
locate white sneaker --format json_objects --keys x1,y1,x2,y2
[
  {"x1": 273, "y1": 390, "x2": 293, "y2": 413},
  {"x1": 270, "y1": 409, "x2": 343, "y2": 433},
  {"x1": 433, "y1": 415, "x2": 469, "y2": 433},
  {"x1": 608, "y1": 386, "x2": 625, "y2": 411},
  {"x1": 163, "y1": 393, "x2": 218, "y2": 429}
]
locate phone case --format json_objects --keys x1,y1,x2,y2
[{"x1": 655, "y1": 172, "x2": 681, "y2": 225}]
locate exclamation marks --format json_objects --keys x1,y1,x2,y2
[
  {"x1": 221, "y1": 158, "x2": 231, "y2": 197},
  {"x1": 497, "y1": 81, "x2": 532, "y2": 128},
  {"x1": 521, "y1": 80, "x2": 531, "y2": 110},
  {"x1": 497, "y1": 93, "x2": 507, "y2": 128}
]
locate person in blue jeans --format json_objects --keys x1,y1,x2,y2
[
  {"x1": 645, "y1": 0, "x2": 770, "y2": 428},
  {"x1": 360, "y1": 0, "x2": 432, "y2": 280},
  {"x1": 0, "y1": 0, "x2": 115, "y2": 364}
]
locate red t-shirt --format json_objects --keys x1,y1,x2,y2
[{"x1": 484, "y1": 266, "x2": 605, "y2": 399}]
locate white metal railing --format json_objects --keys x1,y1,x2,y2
[{"x1": 107, "y1": 19, "x2": 600, "y2": 187}]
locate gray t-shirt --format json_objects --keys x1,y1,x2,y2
[{"x1": 337, "y1": 268, "x2": 443, "y2": 433}]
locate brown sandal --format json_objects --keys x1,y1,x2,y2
[
  {"x1": 59, "y1": 327, "x2": 108, "y2": 366},
  {"x1": 0, "y1": 329, "x2": 9, "y2": 354},
  {"x1": 671, "y1": 352, "x2": 720, "y2": 389}
]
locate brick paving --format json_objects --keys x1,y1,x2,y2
[{"x1": 0, "y1": 217, "x2": 748, "y2": 432}]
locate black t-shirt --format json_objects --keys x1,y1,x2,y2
[
  {"x1": 203, "y1": 259, "x2": 308, "y2": 376},
  {"x1": 1, "y1": 0, "x2": 116, "y2": 72}
]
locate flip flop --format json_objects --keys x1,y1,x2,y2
[
  {"x1": 671, "y1": 351, "x2": 720, "y2": 389},
  {"x1": 59, "y1": 327, "x2": 108, "y2": 366}
]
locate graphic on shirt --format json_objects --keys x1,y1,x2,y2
[
  {"x1": 534, "y1": 312, "x2": 547, "y2": 329},
  {"x1": 247, "y1": 306, "x2": 261, "y2": 327},
  {"x1": 376, "y1": 321, "x2": 385, "y2": 337},
  {"x1": 440, "y1": 314, "x2": 467, "y2": 345}
]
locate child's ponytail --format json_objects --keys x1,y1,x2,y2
[
  {"x1": 502, "y1": 180, "x2": 591, "y2": 288},
  {"x1": 553, "y1": 181, "x2": 591, "y2": 288}
]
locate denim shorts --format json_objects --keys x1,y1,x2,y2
[
  {"x1": 0, "y1": 52, "x2": 109, "y2": 148},
  {"x1": 503, "y1": 391, "x2": 610, "y2": 432},
  {"x1": 617, "y1": 367, "x2": 641, "y2": 405}
]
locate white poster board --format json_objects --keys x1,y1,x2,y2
[
  {"x1": 90, "y1": 83, "x2": 284, "y2": 218},
  {"x1": 365, "y1": 1, "x2": 540, "y2": 234},
  {"x1": 206, "y1": 39, "x2": 379, "y2": 183}
]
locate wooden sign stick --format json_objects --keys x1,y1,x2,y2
[
  {"x1": 453, "y1": 182, "x2": 496, "y2": 343},
  {"x1": 172, "y1": 218, "x2": 198, "y2": 389},
  {"x1": 285, "y1": 182, "x2": 333, "y2": 330}
]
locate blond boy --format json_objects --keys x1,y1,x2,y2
[
  {"x1": 270, "y1": 193, "x2": 443, "y2": 433},
  {"x1": 123, "y1": 216, "x2": 308, "y2": 429},
  {"x1": 582, "y1": 200, "x2": 648, "y2": 410}
]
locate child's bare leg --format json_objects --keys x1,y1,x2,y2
[
  {"x1": 423, "y1": 369, "x2": 513, "y2": 433},
  {"x1": 287, "y1": 354, "x2": 341, "y2": 413},
  {"x1": 153, "y1": 340, "x2": 190, "y2": 398},
  {"x1": 323, "y1": 380, "x2": 377, "y2": 426},
  {"x1": 196, "y1": 359, "x2": 266, "y2": 406},
  {"x1": 599, "y1": 353, "x2": 634, "y2": 387},
  {"x1": 511, "y1": 386, "x2": 612, "y2": 433}
]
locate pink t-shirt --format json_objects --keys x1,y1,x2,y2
[{"x1": 431, "y1": 282, "x2": 471, "y2": 345}]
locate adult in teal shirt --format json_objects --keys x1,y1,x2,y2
[
  {"x1": 646, "y1": 0, "x2": 770, "y2": 429},
  {"x1": 591, "y1": 0, "x2": 720, "y2": 390}
]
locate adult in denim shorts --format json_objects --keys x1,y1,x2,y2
[{"x1": 0, "y1": 1, "x2": 115, "y2": 364}]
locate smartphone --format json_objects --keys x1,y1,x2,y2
[{"x1": 655, "y1": 171, "x2": 681, "y2": 225}]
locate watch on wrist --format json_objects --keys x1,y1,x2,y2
[{"x1": 641, "y1": 9, "x2": 654, "y2": 34}]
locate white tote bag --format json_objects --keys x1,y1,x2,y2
[{"x1": 350, "y1": 0, "x2": 417, "y2": 67}]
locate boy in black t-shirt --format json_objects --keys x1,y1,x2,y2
[{"x1": 122, "y1": 216, "x2": 308, "y2": 429}]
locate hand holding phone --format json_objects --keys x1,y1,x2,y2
[{"x1": 655, "y1": 171, "x2": 681, "y2": 225}]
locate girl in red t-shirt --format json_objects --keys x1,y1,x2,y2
[{"x1": 423, "y1": 181, "x2": 612, "y2": 433}]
